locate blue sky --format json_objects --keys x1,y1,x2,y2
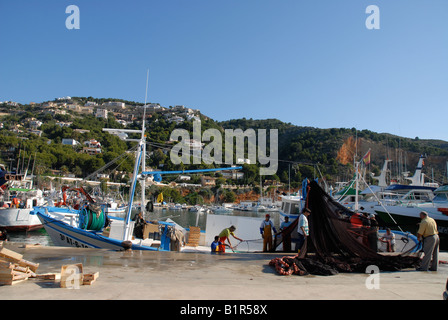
[{"x1": 1, "y1": 0, "x2": 447, "y2": 141}]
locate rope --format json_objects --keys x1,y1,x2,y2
[{"x1": 232, "y1": 238, "x2": 263, "y2": 252}]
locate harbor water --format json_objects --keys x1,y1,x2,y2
[{"x1": 6, "y1": 207, "x2": 281, "y2": 246}]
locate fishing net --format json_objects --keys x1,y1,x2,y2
[{"x1": 270, "y1": 180, "x2": 422, "y2": 276}]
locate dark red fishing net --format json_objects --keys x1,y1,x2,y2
[{"x1": 270, "y1": 180, "x2": 421, "y2": 276}]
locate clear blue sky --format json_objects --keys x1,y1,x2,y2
[{"x1": 1, "y1": 0, "x2": 447, "y2": 141}]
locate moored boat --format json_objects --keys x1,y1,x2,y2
[
  {"x1": 374, "y1": 184, "x2": 448, "y2": 250},
  {"x1": 0, "y1": 185, "x2": 45, "y2": 232}
]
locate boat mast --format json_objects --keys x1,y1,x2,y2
[
  {"x1": 354, "y1": 131, "x2": 359, "y2": 212},
  {"x1": 354, "y1": 160, "x2": 359, "y2": 212},
  {"x1": 102, "y1": 69, "x2": 149, "y2": 241},
  {"x1": 141, "y1": 69, "x2": 149, "y2": 214},
  {"x1": 122, "y1": 140, "x2": 144, "y2": 241}
]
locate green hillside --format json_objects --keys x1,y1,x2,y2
[{"x1": 1, "y1": 99, "x2": 447, "y2": 190}]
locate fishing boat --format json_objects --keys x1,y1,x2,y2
[
  {"x1": 188, "y1": 205, "x2": 207, "y2": 213},
  {"x1": 0, "y1": 186, "x2": 45, "y2": 231},
  {"x1": 278, "y1": 194, "x2": 304, "y2": 220},
  {"x1": 373, "y1": 184, "x2": 448, "y2": 249},
  {"x1": 0, "y1": 164, "x2": 46, "y2": 232},
  {"x1": 33, "y1": 80, "x2": 243, "y2": 251},
  {"x1": 337, "y1": 155, "x2": 437, "y2": 216},
  {"x1": 209, "y1": 205, "x2": 233, "y2": 214},
  {"x1": 103, "y1": 201, "x2": 127, "y2": 216},
  {"x1": 278, "y1": 161, "x2": 421, "y2": 253}
]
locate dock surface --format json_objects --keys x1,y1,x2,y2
[{"x1": 0, "y1": 243, "x2": 447, "y2": 300}]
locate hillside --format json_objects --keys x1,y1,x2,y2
[
  {"x1": 1, "y1": 98, "x2": 447, "y2": 190},
  {"x1": 220, "y1": 118, "x2": 448, "y2": 186}
]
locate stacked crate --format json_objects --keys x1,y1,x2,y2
[
  {"x1": 0, "y1": 247, "x2": 39, "y2": 285},
  {"x1": 0, "y1": 246, "x2": 99, "y2": 287}
]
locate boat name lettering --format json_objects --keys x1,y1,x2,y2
[{"x1": 59, "y1": 233, "x2": 90, "y2": 248}]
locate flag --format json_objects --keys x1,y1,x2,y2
[
  {"x1": 157, "y1": 192, "x2": 163, "y2": 203},
  {"x1": 362, "y1": 149, "x2": 371, "y2": 165}
]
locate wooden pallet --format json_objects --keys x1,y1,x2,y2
[
  {"x1": 0, "y1": 246, "x2": 98, "y2": 287},
  {"x1": 186, "y1": 226, "x2": 201, "y2": 247},
  {"x1": 0, "y1": 247, "x2": 39, "y2": 285}
]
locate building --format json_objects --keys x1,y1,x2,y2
[
  {"x1": 66, "y1": 104, "x2": 93, "y2": 114},
  {"x1": 237, "y1": 158, "x2": 251, "y2": 165},
  {"x1": 221, "y1": 171, "x2": 244, "y2": 180},
  {"x1": 201, "y1": 176, "x2": 216, "y2": 187},
  {"x1": 56, "y1": 96, "x2": 72, "y2": 101},
  {"x1": 74, "y1": 129, "x2": 90, "y2": 134},
  {"x1": 104, "y1": 101, "x2": 125, "y2": 109},
  {"x1": 186, "y1": 114, "x2": 201, "y2": 122},
  {"x1": 82, "y1": 139, "x2": 102, "y2": 155},
  {"x1": 56, "y1": 121, "x2": 72, "y2": 127},
  {"x1": 116, "y1": 119, "x2": 129, "y2": 127},
  {"x1": 145, "y1": 104, "x2": 166, "y2": 113},
  {"x1": 62, "y1": 139, "x2": 80, "y2": 146},
  {"x1": 29, "y1": 120, "x2": 43, "y2": 129},
  {"x1": 167, "y1": 116, "x2": 185, "y2": 124},
  {"x1": 2, "y1": 101, "x2": 20, "y2": 107},
  {"x1": 42, "y1": 102, "x2": 56, "y2": 108},
  {"x1": 95, "y1": 108, "x2": 108, "y2": 119},
  {"x1": 29, "y1": 130, "x2": 42, "y2": 137}
]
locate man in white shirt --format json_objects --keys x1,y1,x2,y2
[{"x1": 296, "y1": 208, "x2": 311, "y2": 252}]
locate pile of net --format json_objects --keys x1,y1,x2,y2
[{"x1": 270, "y1": 180, "x2": 421, "y2": 276}]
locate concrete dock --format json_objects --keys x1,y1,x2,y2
[{"x1": 0, "y1": 242, "x2": 447, "y2": 301}]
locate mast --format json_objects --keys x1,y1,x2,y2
[
  {"x1": 122, "y1": 140, "x2": 144, "y2": 241},
  {"x1": 354, "y1": 160, "x2": 359, "y2": 212},
  {"x1": 102, "y1": 69, "x2": 149, "y2": 241},
  {"x1": 141, "y1": 69, "x2": 149, "y2": 214}
]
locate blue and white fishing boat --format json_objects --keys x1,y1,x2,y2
[{"x1": 32, "y1": 79, "x2": 242, "y2": 251}]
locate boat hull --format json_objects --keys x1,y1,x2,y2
[
  {"x1": 34, "y1": 207, "x2": 165, "y2": 251},
  {"x1": 374, "y1": 206, "x2": 448, "y2": 250},
  {"x1": 0, "y1": 208, "x2": 43, "y2": 232}
]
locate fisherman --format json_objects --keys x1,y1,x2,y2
[
  {"x1": 260, "y1": 214, "x2": 277, "y2": 252},
  {"x1": 132, "y1": 211, "x2": 147, "y2": 239},
  {"x1": 350, "y1": 210, "x2": 364, "y2": 243},
  {"x1": 279, "y1": 216, "x2": 292, "y2": 252},
  {"x1": 211, "y1": 236, "x2": 229, "y2": 253},
  {"x1": 380, "y1": 228, "x2": 395, "y2": 252},
  {"x1": 218, "y1": 225, "x2": 243, "y2": 252},
  {"x1": 416, "y1": 211, "x2": 439, "y2": 271},
  {"x1": 367, "y1": 215, "x2": 379, "y2": 252},
  {"x1": 296, "y1": 208, "x2": 311, "y2": 253},
  {"x1": 360, "y1": 209, "x2": 371, "y2": 247}
]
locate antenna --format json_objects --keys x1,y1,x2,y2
[
  {"x1": 144, "y1": 68, "x2": 149, "y2": 105},
  {"x1": 141, "y1": 68, "x2": 149, "y2": 140}
]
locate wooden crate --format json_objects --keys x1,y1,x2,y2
[
  {"x1": 0, "y1": 247, "x2": 23, "y2": 261},
  {"x1": 83, "y1": 272, "x2": 99, "y2": 285},
  {"x1": 60, "y1": 263, "x2": 83, "y2": 288}
]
